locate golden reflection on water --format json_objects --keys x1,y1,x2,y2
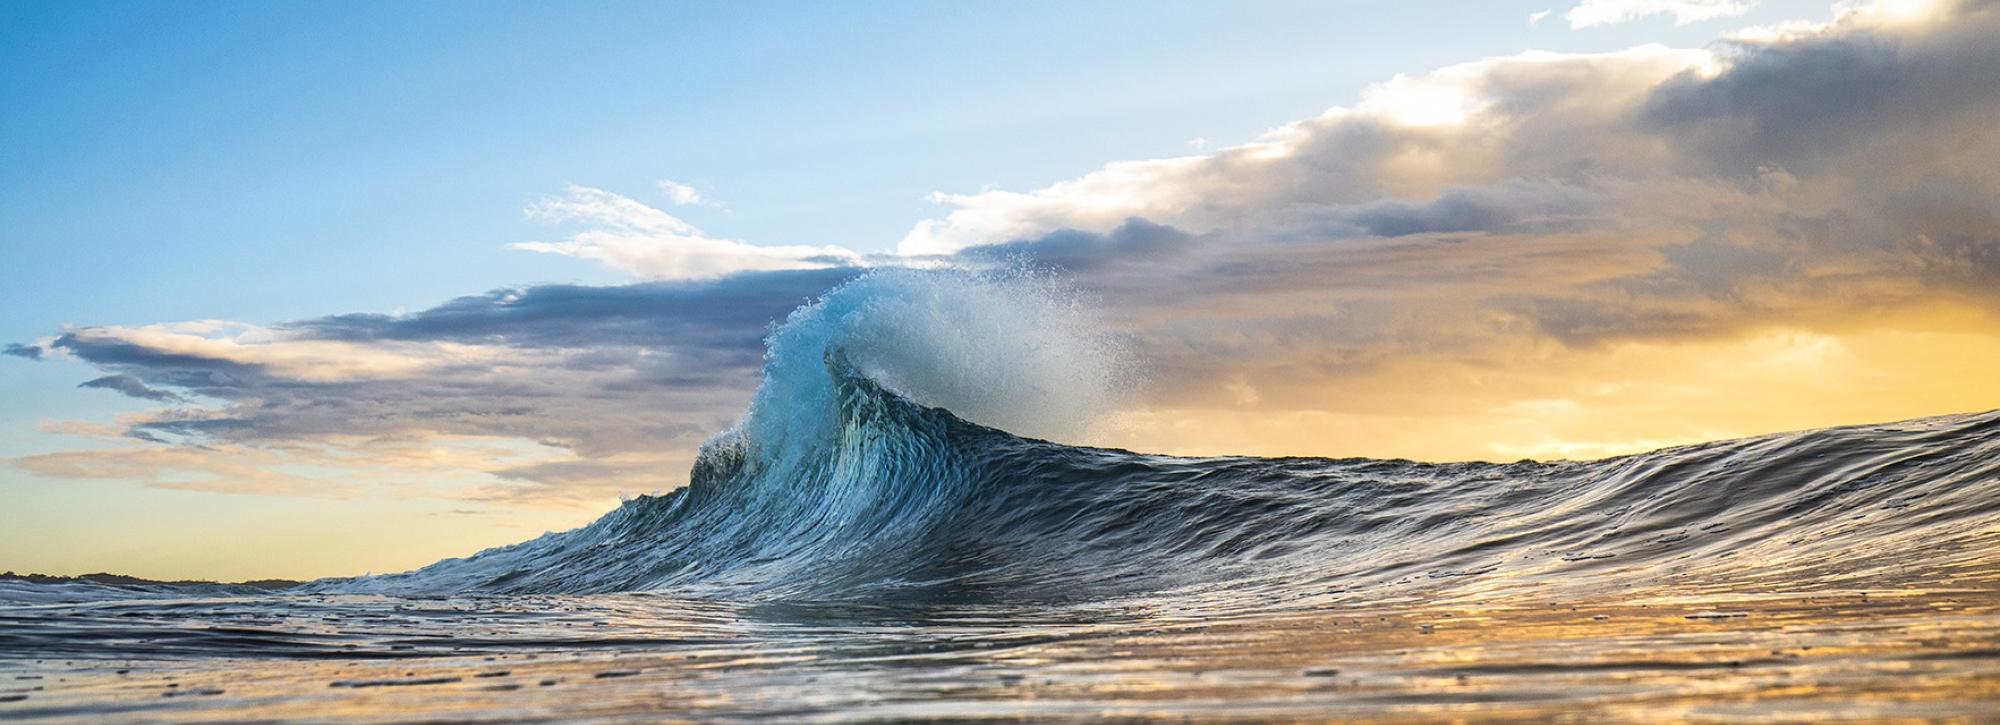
[{"x1": 4, "y1": 581, "x2": 1998, "y2": 722}]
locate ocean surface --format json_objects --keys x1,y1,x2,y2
[{"x1": 5, "y1": 271, "x2": 1999, "y2": 721}]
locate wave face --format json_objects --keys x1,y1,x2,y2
[{"x1": 325, "y1": 270, "x2": 2000, "y2": 606}]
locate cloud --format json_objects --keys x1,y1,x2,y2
[
  {"x1": 286, "y1": 268, "x2": 857, "y2": 355},
  {"x1": 78, "y1": 374, "x2": 181, "y2": 402},
  {"x1": 657, "y1": 179, "x2": 712, "y2": 207},
  {"x1": 1565, "y1": 0, "x2": 1755, "y2": 28},
  {"x1": 14, "y1": 446, "x2": 365, "y2": 499},
  {"x1": 900, "y1": 43, "x2": 1721, "y2": 256},
  {"x1": 24, "y1": 270, "x2": 861, "y2": 505},
  {"x1": 954, "y1": 218, "x2": 1203, "y2": 273},
  {"x1": 907, "y1": 0, "x2": 2000, "y2": 416},
  {"x1": 512, "y1": 185, "x2": 863, "y2": 280},
  {"x1": 3, "y1": 343, "x2": 43, "y2": 360}
]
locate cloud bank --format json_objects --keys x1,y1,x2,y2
[
  {"x1": 21, "y1": 270, "x2": 858, "y2": 505},
  {"x1": 909, "y1": 0, "x2": 2000, "y2": 387}
]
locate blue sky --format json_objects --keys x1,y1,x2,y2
[
  {"x1": 0, "y1": 0, "x2": 1825, "y2": 425},
  {"x1": 0, "y1": 0, "x2": 1824, "y2": 438},
  {"x1": 3, "y1": 0, "x2": 1832, "y2": 319},
  {"x1": 16, "y1": 0, "x2": 1996, "y2": 580}
]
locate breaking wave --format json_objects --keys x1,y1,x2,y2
[{"x1": 320, "y1": 270, "x2": 2000, "y2": 607}]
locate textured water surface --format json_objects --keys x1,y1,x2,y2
[{"x1": 4, "y1": 584, "x2": 1999, "y2": 721}]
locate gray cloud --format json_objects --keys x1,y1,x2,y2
[
  {"x1": 3, "y1": 343, "x2": 42, "y2": 360},
  {"x1": 30, "y1": 270, "x2": 866, "y2": 504},
  {"x1": 289, "y1": 268, "x2": 857, "y2": 352},
  {"x1": 955, "y1": 218, "x2": 1203, "y2": 272},
  {"x1": 78, "y1": 374, "x2": 182, "y2": 402},
  {"x1": 906, "y1": 0, "x2": 2000, "y2": 408},
  {"x1": 1643, "y1": 6, "x2": 2000, "y2": 177},
  {"x1": 53, "y1": 333, "x2": 267, "y2": 394}
]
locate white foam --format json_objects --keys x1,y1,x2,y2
[{"x1": 737, "y1": 268, "x2": 1134, "y2": 451}]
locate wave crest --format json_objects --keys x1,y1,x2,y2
[{"x1": 736, "y1": 267, "x2": 1133, "y2": 451}]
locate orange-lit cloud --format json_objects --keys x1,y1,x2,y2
[{"x1": 911, "y1": 0, "x2": 2000, "y2": 457}]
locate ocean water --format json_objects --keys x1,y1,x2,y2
[{"x1": 4, "y1": 270, "x2": 1999, "y2": 721}]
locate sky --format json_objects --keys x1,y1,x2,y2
[{"x1": 6, "y1": 0, "x2": 2000, "y2": 581}]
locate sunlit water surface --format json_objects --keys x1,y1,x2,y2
[{"x1": 4, "y1": 575, "x2": 1999, "y2": 722}]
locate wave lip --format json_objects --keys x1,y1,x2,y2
[{"x1": 318, "y1": 271, "x2": 2000, "y2": 606}]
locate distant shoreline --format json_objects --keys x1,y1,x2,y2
[{"x1": 0, "y1": 571, "x2": 302, "y2": 590}]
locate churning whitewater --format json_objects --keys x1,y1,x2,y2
[{"x1": 319, "y1": 269, "x2": 2000, "y2": 606}]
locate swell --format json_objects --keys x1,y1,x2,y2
[
  {"x1": 314, "y1": 269, "x2": 2000, "y2": 605},
  {"x1": 323, "y1": 356, "x2": 2000, "y2": 605}
]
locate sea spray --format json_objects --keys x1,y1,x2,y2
[{"x1": 732, "y1": 267, "x2": 1135, "y2": 450}]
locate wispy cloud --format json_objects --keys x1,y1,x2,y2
[
  {"x1": 657, "y1": 178, "x2": 714, "y2": 207},
  {"x1": 512, "y1": 184, "x2": 862, "y2": 280},
  {"x1": 15, "y1": 446, "x2": 367, "y2": 499},
  {"x1": 1565, "y1": 0, "x2": 1755, "y2": 28},
  {"x1": 20, "y1": 269, "x2": 859, "y2": 505},
  {"x1": 78, "y1": 374, "x2": 181, "y2": 402}
]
